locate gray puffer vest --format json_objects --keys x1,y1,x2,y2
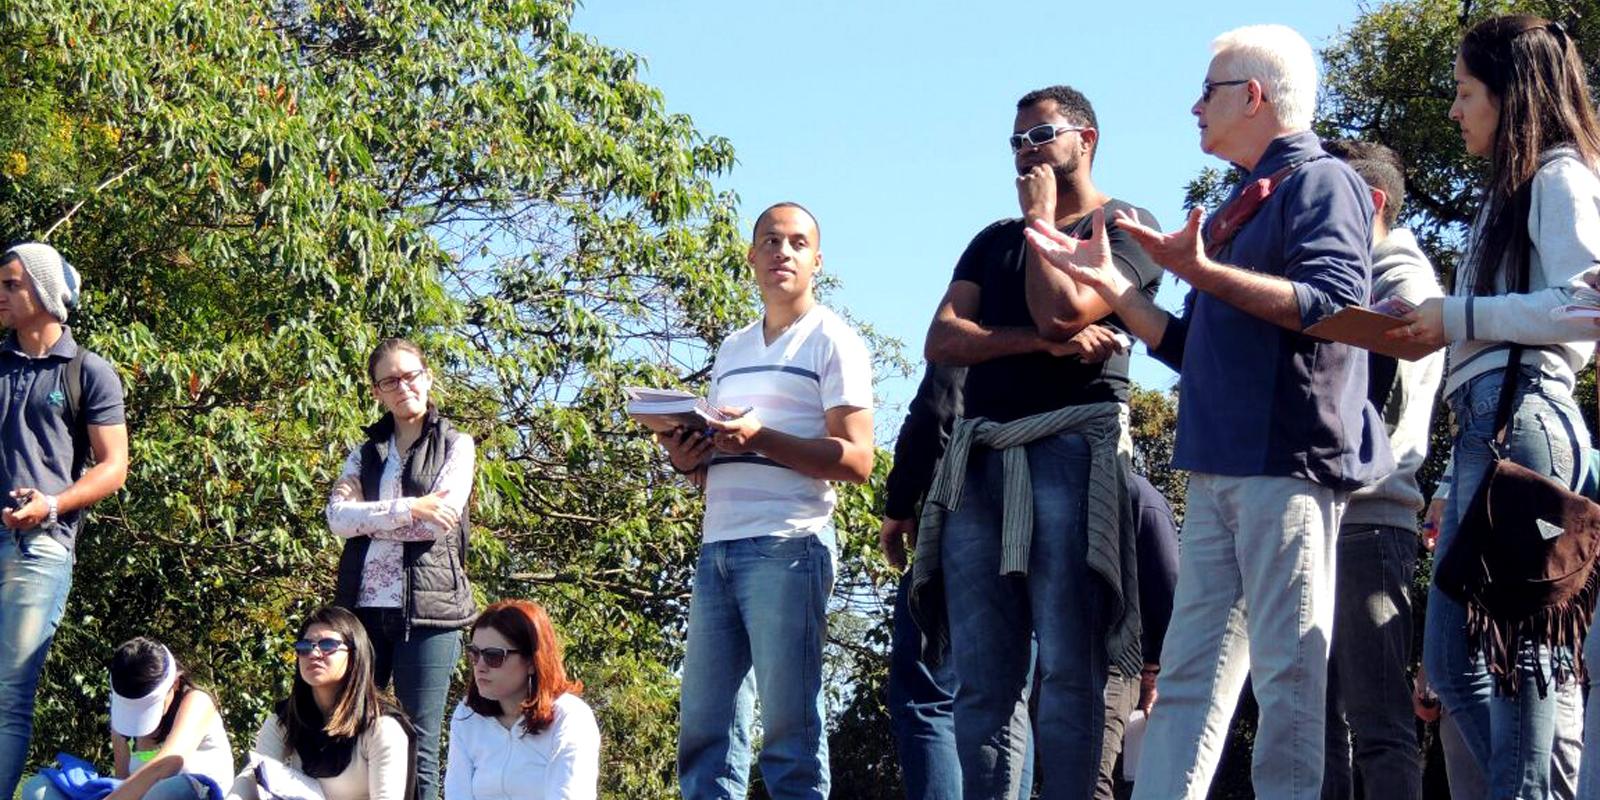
[{"x1": 333, "y1": 407, "x2": 476, "y2": 630}]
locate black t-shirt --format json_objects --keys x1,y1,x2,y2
[{"x1": 951, "y1": 199, "x2": 1163, "y2": 422}]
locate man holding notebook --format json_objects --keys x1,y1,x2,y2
[{"x1": 658, "y1": 202, "x2": 873, "y2": 800}]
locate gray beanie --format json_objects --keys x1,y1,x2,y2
[{"x1": 4, "y1": 243, "x2": 80, "y2": 322}]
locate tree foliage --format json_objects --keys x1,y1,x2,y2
[{"x1": 0, "y1": 1, "x2": 880, "y2": 795}]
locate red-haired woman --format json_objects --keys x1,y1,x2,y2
[{"x1": 443, "y1": 600, "x2": 598, "y2": 800}]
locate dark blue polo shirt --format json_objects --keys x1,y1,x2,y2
[
  {"x1": 1, "y1": 327, "x2": 125, "y2": 547},
  {"x1": 1149, "y1": 132, "x2": 1393, "y2": 490}
]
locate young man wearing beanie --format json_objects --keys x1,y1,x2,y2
[{"x1": 0, "y1": 242, "x2": 128, "y2": 800}]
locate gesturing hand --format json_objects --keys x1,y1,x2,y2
[
  {"x1": 1023, "y1": 208, "x2": 1127, "y2": 297},
  {"x1": 1115, "y1": 206, "x2": 1208, "y2": 281}
]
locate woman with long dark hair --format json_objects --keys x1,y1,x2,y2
[
  {"x1": 324, "y1": 338, "x2": 476, "y2": 800},
  {"x1": 443, "y1": 600, "x2": 598, "y2": 800},
  {"x1": 1393, "y1": 14, "x2": 1600, "y2": 797},
  {"x1": 231, "y1": 607, "x2": 415, "y2": 800},
  {"x1": 20, "y1": 638, "x2": 232, "y2": 800}
]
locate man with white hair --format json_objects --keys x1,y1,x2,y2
[
  {"x1": 1025, "y1": 26, "x2": 1391, "y2": 798},
  {"x1": 0, "y1": 243, "x2": 128, "y2": 800}
]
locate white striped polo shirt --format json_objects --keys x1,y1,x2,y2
[{"x1": 702, "y1": 304, "x2": 873, "y2": 542}]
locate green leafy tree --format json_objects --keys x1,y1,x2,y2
[{"x1": 0, "y1": 1, "x2": 913, "y2": 796}]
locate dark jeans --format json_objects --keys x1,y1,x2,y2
[
  {"x1": 889, "y1": 572, "x2": 1035, "y2": 800},
  {"x1": 1323, "y1": 523, "x2": 1420, "y2": 800},
  {"x1": 888, "y1": 572, "x2": 962, "y2": 800},
  {"x1": 1096, "y1": 670, "x2": 1137, "y2": 800},
  {"x1": 355, "y1": 607, "x2": 461, "y2": 800},
  {"x1": 941, "y1": 432, "x2": 1102, "y2": 799}
]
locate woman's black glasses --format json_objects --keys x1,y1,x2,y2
[{"x1": 466, "y1": 645, "x2": 526, "y2": 668}]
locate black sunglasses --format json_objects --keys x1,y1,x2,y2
[
  {"x1": 293, "y1": 637, "x2": 349, "y2": 657},
  {"x1": 1200, "y1": 79, "x2": 1250, "y2": 104},
  {"x1": 466, "y1": 645, "x2": 527, "y2": 668},
  {"x1": 1008, "y1": 123, "x2": 1088, "y2": 153}
]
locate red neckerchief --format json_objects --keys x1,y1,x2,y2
[{"x1": 1202, "y1": 157, "x2": 1322, "y2": 259}]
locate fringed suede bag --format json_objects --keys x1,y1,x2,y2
[{"x1": 1433, "y1": 342, "x2": 1600, "y2": 696}]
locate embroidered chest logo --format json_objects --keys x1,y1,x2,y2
[{"x1": 47, "y1": 389, "x2": 66, "y2": 407}]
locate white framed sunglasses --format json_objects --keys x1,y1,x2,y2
[{"x1": 1009, "y1": 123, "x2": 1089, "y2": 152}]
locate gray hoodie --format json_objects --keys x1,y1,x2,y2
[{"x1": 1344, "y1": 228, "x2": 1445, "y2": 531}]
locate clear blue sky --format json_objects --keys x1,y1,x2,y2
[{"x1": 572, "y1": 1, "x2": 1366, "y2": 433}]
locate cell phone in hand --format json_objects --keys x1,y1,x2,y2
[{"x1": 4, "y1": 490, "x2": 33, "y2": 512}]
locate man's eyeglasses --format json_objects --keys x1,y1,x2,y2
[
  {"x1": 466, "y1": 645, "x2": 527, "y2": 669},
  {"x1": 1200, "y1": 79, "x2": 1250, "y2": 104},
  {"x1": 1008, "y1": 123, "x2": 1088, "y2": 153},
  {"x1": 375, "y1": 368, "x2": 427, "y2": 393},
  {"x1": 293, "y1": 638, "x2": 350, "y2": 657}
]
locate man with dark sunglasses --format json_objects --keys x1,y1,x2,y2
[
  {"x1": 1025, "y1": 25, "x2": 1392, "y2": 800},
  {"x1": 907, "y1": 84, "x2": 1162, "y2": 800}
]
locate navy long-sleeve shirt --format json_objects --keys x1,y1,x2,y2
[
  {"x1": 1149, "y1": 132, "x2": 1393, "y2": 490},
  {"x1": 882, "y1": 363, "x2": 965, "y2": 520},
  {"x1": 1126, "y1": 471, "x2": 1178, "y2": 664}
]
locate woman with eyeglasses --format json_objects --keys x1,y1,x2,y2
[
  {"x1": 230, "y1": 607, "x2": 416, "y2": 800},
  {"x1": 1388, "y1": 14, "x2": 1600, "y2": 798},
  {"x1": 324, "y1": 338, "x2": 477, "y2": 800},
  {"x1": 20, "y1": 637, "x2": 233, "y2": 800},
  {"x1": 443, "y1": 600, "x2": 599, "y2": 800}
]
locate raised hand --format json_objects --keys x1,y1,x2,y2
[
  {"x1": 1022, "y1": 208, "x2": 1126, "y2": 297},
  {"x1": 1116, "y1": 206, "x2": 1207, "y2": 280}
]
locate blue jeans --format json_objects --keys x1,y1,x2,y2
[
  {"x1": 1424, "y1": 367, "x2": 1586, "y2": 800},
  {"x1": 355, "y1": 608, "x2": 461, "y2": 800},
  {"x1": 1323, "y1": 524, "x2": 1421, "y2": 800},
  {"x1": 940, "y1": 431, "x2": 1103, "y2": 800},
  {"x1": 678, "y1": 534, "x2": 835, "y2": 800},
  {"x1": 888, "y1": 572, "x2": 962, "y2": 800},
  {"x1": 0, "y1": 532, "x2": 74, "y2": 800}
]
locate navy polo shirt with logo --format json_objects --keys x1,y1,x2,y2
[{"x1": 0, "y1": 327, "x2": 125, "y2": 548}]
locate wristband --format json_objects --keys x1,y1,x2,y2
[{"x1": 44, "y1": 494, "x2": 59, "y2": 528}]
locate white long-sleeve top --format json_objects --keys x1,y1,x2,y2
[
  {"x1": 324, "y1": 433, "x2": 475, "y2": 608},
  {"x1": 443, "y1": 695, "x2": 599, "y2": 800},
  {"x1": 1440, "y1": 148, "x2": 1600, "y2": 398},
  {"x1": 228, "y1": 713, "x2": 410, "y2": 800}
]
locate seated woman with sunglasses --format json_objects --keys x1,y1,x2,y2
[
  {"x1": 229, "y1": 607, "x2": 416, "y2": 800},
  {"x1": 324, "y1": 337, "x2": 476, "y2": 800},
  {"x1": 21, "y1": 637, "x2": 233, "y2": 800},
  {"x1": 444, "y1": 600, "x2": 599, "y2": 800}
]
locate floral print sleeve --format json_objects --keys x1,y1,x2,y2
[
  {"x1": 325, "y1": 445, "x2": 413, "y2": 538},
  {"x1": 324, "y1": 436, "x2": 476, "y2": 542}
]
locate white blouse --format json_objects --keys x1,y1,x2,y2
[{"x1": 443, "y1": 695, "x2": 599, "y2": 800}]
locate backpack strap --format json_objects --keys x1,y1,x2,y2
[{"x1": 62, "y1": 347, "x2": 90, "y2": 479}]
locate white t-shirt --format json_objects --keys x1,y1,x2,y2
[{"x1": 702, "y1": 305, "x2": 872, "y2": 542}]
